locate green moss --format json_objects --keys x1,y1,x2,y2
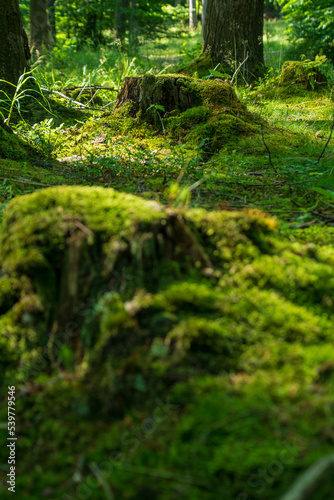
[
  {"x1": 0, "y1": 274, "x2": 22, "y2": 314},
  {"x1": 0, "y1": 125, "x2": 32, "y2": 160},
  {"x1": 0, "y1": 185, "x2": 164, "y2": 274},
  {"x1": 255, "y1": 60, "x2": 328, "y2": 100},
  {"x1": 166, "y1": 106, "x2": 210, "y2": 130},
  {"x1": 1, "y1": 186, "x2": 334, "y2": 499},
  {"x1": 104, "y1": 75, "x2": 256, "y2": 151},
  {"x1": 186, "y1": 114, "x2": 256, "y2": 151},
  {"x1": 279, "y1": 60, "x2": 327, "y2": 89},
  {"x1": 178, "y1": 51, "x2": 214, "y2": 78}
]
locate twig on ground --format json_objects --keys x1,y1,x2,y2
[
  {"x1": 315, "y1": 108, "x2": 334, "y2": 165},
  {"x1": 62, "y1": 85, "x2": 118, "y2": 92},
  {"x1": 261, "y1": 123, "x2": 277, "y2": 172},
  {"x1": 41, "y1": 87, "x2": 117, "y2": 111},
  {"x1": 0, "y1": 176, "x2": 51, "y2": 186}
]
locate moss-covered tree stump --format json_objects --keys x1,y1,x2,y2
[
  {"x1": 114, "y1": 74, "x2": 256, "y2": 151},
  {"x1": 1, "y1": 185, "x2": 334, "y2": 499},
  {"x1": 279, "y1": 60, "x2": 327, "y2": 90},
  {"x1": 115, "y1": 74, "x2": 235, "y2": 116}
]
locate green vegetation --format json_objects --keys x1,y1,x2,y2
[
  {"x1": 283, "y1": 0, "x2": 334, "y2": 62},
  {"x1": 0, "y1": 185, "x2": 334, "y2": 499},
  {"x1": 1, "y1": 13, "x2": 334, "y2": 500}
]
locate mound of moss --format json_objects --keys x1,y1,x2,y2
[
  {"x1": 0, "y1": 186, "x2": 334, "y2": 499},
  {"x1": 255, "y1": 59, "x2": 328, "y2": 100},
  {"x1": 279, "y1": 60, "x2": 327, "y2": 90},
  {"x1": 0, "y1": 122, "x2": 32, "y2": 160}
]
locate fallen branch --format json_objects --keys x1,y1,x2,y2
[
  {"x1": 0, "y1": 176, "x2": 51, "y2": 186},
  {"x1": 261, "y1": 123, "x2": 277, "y2": 172},
  {"x1": 315, "y1": 108, "x2": 334, "y2": 165},
  {"x1": 62, "y1": 85, "x2": 118, "y2": 93},
  {"x1": 41, "y1": 87, "x2": 116, "y2": 111}
]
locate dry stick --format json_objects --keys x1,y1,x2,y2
[
  {"x1": 62, "y1": 85, "x2": 118, "y2": 92},
  {"x1": 315, "y1": 108, "x2": 334, "y2": 165},
  {"x1": 230, "y1": 53, "x2": 249, "y2": 86},
  {"x1": 261, "y1": 123, "x2": 277, "y2": 173},
  {"x1": 0, "y1": 176, "x2": 51, "y2": 186},
  {"x1": 41, "y1": 87, "x2": 116, "y2": 111}
]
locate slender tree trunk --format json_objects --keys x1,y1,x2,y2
[
  {"x1": 30, "y1": 0, "x2": 52, "y2": 54},
  {"x1": 189, "y1": 0, "x2": 198, "y2": 30},
  {"x1": 201, "y1": 0, "x2": 207, "y2": 36},
  {"x1": 115, "y1": 0, "x2": 128, "y2": 40},
  {"x1": 129, "y1": 0, "x2": 138, "y2": 52},
  {"x1": 0, "y1": 0, "x2": 30, "y2": 90},
  {"x1": 203, "y1": 0, "x2": 264, "y2": 80},
  {"x1": 47, "y1": 0, "x2": 56, "y2": 43}
]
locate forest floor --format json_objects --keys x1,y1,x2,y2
[
  {"x1": 1, "y1": 20, "x2": 334, "y2": 500},
  {"x1": 1, "y1": 20, "x2": 333, "y2": 233}
]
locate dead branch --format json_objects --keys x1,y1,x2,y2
[
  {"x1": 62, "y1": 85, "x2": 118, "y2": 93},
  {"x1": 315, "y1": 108, "x2": 334, "y2": 165},
  {"x1": 261, "y1": 123, "x2": 277, "y2": 172},
  {"x1": 40, "y1": 87, "x2": 116, "y2": 111},
  {"x1": 231, "y1": 53, "x2": 249, "y2": 85}
]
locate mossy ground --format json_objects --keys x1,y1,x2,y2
[
  {"x1": 0, "y1": 186, "x2": 334, "y2": 499},
  {"x1": 2, "y1": 71, "x2": 333, "y2": 226},
  {"x1": 1, "y1": 29, "x2": 334, "y2": 499}
]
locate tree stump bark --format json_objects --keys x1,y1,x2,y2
[{"x1": 114, "y1": 74, "x2": 235, "y2": 118}]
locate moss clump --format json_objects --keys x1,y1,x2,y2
[
  {"x1": 0, "y1": 274, "x2": 22, "y2": 314},
  {"x1": 279, "y1": 60, "x2": 327, "y2": 89},
  {"x1": 0, "y1": 124, "x2": 32, "y2": 160},
  {"x1": 256, "y1": 59, "x2": 329, "y2": 100},
  {"x1": 1, "y1": 186, "x2": 334, "y2": 499},
  {"x1": 178, "y1": 51, "x2": 214, "y2": 78}
]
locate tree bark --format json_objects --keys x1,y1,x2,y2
[
  {"x1": 115, "y1": 0, "x2": 129, "y2": 40},
  {"x1": 0, "y1": 0, "x2": 30, "y2": 90},
  {"x1": 47, "y1": 0, "x2": 56, "y2": 43},
  {"x1": 30, "y1": 0, "x2": 53, "y2": 54},
  {"x1": 203, "y1": 0, "x2": 264, "y2": 80}
]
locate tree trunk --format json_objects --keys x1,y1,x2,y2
[
  {"x1": 129, "y1": 0, "x2": 138, "y2": 53},
  {"x1": 189, "y1": 0, "x2": 198, "y2": 30},
  {"x1": 115, "y1": 0, "x2": 128, "y2": 40},
  {"x1": 203, "y1": 0, "x2": 264, "y2": 80},
  {"x1": 201, "y1": 0, "x2": 207, "y2": 36},
  {"x1": 0, "y1": 0, "x2": 30, "y2": 91},
  {"x1": 30, "y1": 0, "x2": 53, "y2": 54},
  {"x1": 47, "y1": 0, "x2": 56, "y2": 43}
]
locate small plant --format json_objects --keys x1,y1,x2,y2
[
  {"x1": 0, "y1": 71, "x2": 50, "y2": 126},
  {"x1": 17, "y1": 118, "x2": 65, "y2": 158},
  {"x1": 147, "y1": 104, "x2": 166, "y2": 133}
]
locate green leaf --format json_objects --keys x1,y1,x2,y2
[
  {"x1": 311, "y1": 187, "x2": 334, "y2": 200},
  {"x1": 209, "y1": 70, "x2": 230, "y2": 79}
]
